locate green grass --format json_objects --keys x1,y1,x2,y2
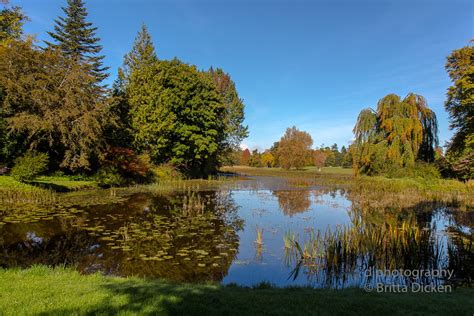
[
  {"x1": 303, "y1": 166, "x2": 354, "y2": 175},
  {"x1": 0, "y1": 266, "x2": 472, "y2": 315},
  {"x1": 0, "y1": 175, "x2": 97, "y2": 192}
]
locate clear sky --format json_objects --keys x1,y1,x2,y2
[{"x1": 11, "y1": 0, "x2": 474, "y2": 151}]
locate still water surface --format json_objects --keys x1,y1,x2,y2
[{"x1": 1, "y1": 176, "x2": 472, "y2": 288}]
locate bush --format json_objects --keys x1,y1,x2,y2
[
  {"x1": 11, "y1": 152, "x2": 49, "y2": 182},
  {"x1": 94, "y1": 167, "x2": 125, "y2": 188},
  {"x1": 101, "y1": 147, "x2": 152, "y2": 183},
  {"x1": 151, "y1": 164, "x2": 182, "y2": 182},
  {"x1": 385, "y1": 162, "x2": 441, "y2": 179}
]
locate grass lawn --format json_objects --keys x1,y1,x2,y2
[
  {"x1": 0, "y1": 175, "x2": 97, "y2": 192},
  {"x1": 0, "y1": 266, "x2": 472, "y2": 315}
]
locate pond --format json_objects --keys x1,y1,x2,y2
[{"x1": 0, "y1": 176, "x2": 472, "y2": 288}]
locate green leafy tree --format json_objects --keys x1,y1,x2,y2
[
  {"x1": 116, "y1": 23, "x2": 157, "y2": 93},
  {"x1": 341, "y1": 145, "x2": 352, "y2": 168},
  {"x1": 0, "y1": 39, "x2": 113, "y2": 172},
  {"x1": 11, "y1": 151, "x2": 48, "y2": 182},
  {"x1": 444, "y1": 41, "x2": 474, "y2": 179},
  {"x1": 248, "y1": 149, "x2": 262, "y2": 167},
  {"x1": 108, "y1": 24, "x2": 158, "y2": 148},
  {"x1": 277, "y1": 126, "x2": 313, "y2": 169},
  {"x1": 128, "y1": 58, "x2": 226, "y2": 176},
  {"x1": 353, "y1": 93, "x2": 438, "y2": 175},
  {"x1": 46, "y1": 0, "x2": 108, "y2": 82},
  {"x1": 207, "y1": 68, "x2": 248, "y2": 159}
]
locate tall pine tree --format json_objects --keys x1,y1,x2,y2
[
  {"x1": 108, "y1": 24, "x2": 158, "y2": 147},
  {"x1": 46, "y1": 0, "x2": 108, "y2": 82},
  {"x1": 116, "y1": 23, "x2": 157, "y2": 92}
]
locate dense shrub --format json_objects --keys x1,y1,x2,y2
[
  {"x1": 95, "y1": 167, "x2": 125, "y2": 188},
  {"x1": 385, "y1": 162, "x2": 441, "y2": 180},
  {"x1": 100, "y1": 147, "x2": 152, "y2": 183},
  {"x1": 151, "y1": 164, "x2": 182, "y2": 181},
  {"x1": 11, "y1": 152, "x2": 49, "y2": 182}
]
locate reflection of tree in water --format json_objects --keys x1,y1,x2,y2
[
  {"x1": 0, "y1": 218, "x2": 97, "y2": 269},
  {"x1": 272, "y1": 190, "x2": 311, "y2": 216},
  {"x1": 0, "y1": 190, "x2": 244, "y2": 282}
]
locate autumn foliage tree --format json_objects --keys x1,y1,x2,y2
[
  {"x1": 313, "y1": 150, "x2": 327, "y2": 171},
  {"x1": 444, "y1": 41, "x2": 473, "y2": 179},
  {"x1": 352, "y1": 93, "x2": 438, "y2": 175},
  {"x1": 277, "y1": 127, "x2": 313, "y2": 169},
  {"x1": 240, "y1": 148, "x2": 251, "y2": 165},
  {"x1": 0, "y1": 39, "x2": 113, "y2": 171},
  {"x1": 261, "y1": 151, "x2": 275, "y2": 167}
]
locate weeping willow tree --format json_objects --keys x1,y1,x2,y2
[{"x1": 352, "y1": 93, "x2": 438, "y2": 175}]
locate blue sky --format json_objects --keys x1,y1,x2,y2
[{"x1": 11, "y1": 0, "x2": 473, "y2": 151}]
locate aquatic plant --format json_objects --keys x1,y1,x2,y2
[{"x1": 255, "y1": 226, "x2": 263, "y2": 245}]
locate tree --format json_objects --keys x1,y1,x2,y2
[
  {"x1": 341, "y1": 145, "x2": 353, "y2": 168},
  {"x1": 117, "y1": 23, "x2": 157, "y2": 93},
  {"x1": 240, "y1": 148, "x2": 251, "y2": 165},
  {"x1": 0, "y1": 5, "x2": 29, "y2": 166},
  {"x1": 0, "y1": 39, "x2": 113, "y2": 171},
  {"x1": 444, "y1": 41, "x2": 473, "y2": 179},
  {"x1": 46, "y1": 0, "x2": 108, "y2": 82},
  {"x1": 269, "y1": 141, "x2": 280, "y2": 167},
  {"x1": 313, "y1": 150, "x2": 327, "y2": 171},
  {"x1": 261, "y1": 151, "x2": 275, "y2": 168},
  {"x1": 0, "y1": 5, "x2": 28, "y2": 45},
  {"x1": 248, "y1": 149, "x2": 262, "y2": 167},
  {"x1": 108, "y1": 24, "x2": 158, "y2": 148},
  {"x1": 207, "y1": 67, "x2": 248, "y2": 161},
  {"x1": 127, "y1": 58, "x2": 226, "y2": 176},
  {"x1": 352, "y1": 93, "x2": 438, "y2": 175},
  {"x1": 277, "y1": 126, "x2": 313, "y2": 169}
]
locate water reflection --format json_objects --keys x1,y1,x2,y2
[
  {"x1": 0, "y1": 191, "x2": 243, "y2": 282},
  {"x1": 0, "y1": 178, "x2": 472, "y2": 288},
  {"x1": 272, "y1": 190, "x2": 311, "y2": 216}
]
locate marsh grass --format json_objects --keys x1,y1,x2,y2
[{"x1": 285, "y1": 218, "x2": 473, "y2": 286}]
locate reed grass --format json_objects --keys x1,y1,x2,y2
[{"x1": 255, "y1": 226, "x2": 263, "y2": 245}]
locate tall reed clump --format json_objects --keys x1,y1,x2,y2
[
  {"x1": 181, "y1": 192, "x2": 206, "y2": 216},
  {"x1": 0, "y1": 187, "x2": 58, "y2": 206},
  {"x1": 285, "y1": 219, "x2": 457, "y2": 284}
]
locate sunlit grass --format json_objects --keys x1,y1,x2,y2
[{"x1": 1, "y1": 266, "x2": 472, "y2": 315}]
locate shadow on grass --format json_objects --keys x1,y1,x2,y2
[
  {"x1": 36, "y1": 279, "x2": 474, "y2": 316},
  {"x1": 27, "y1": 181, "x2": 71, "y2": 192}
]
